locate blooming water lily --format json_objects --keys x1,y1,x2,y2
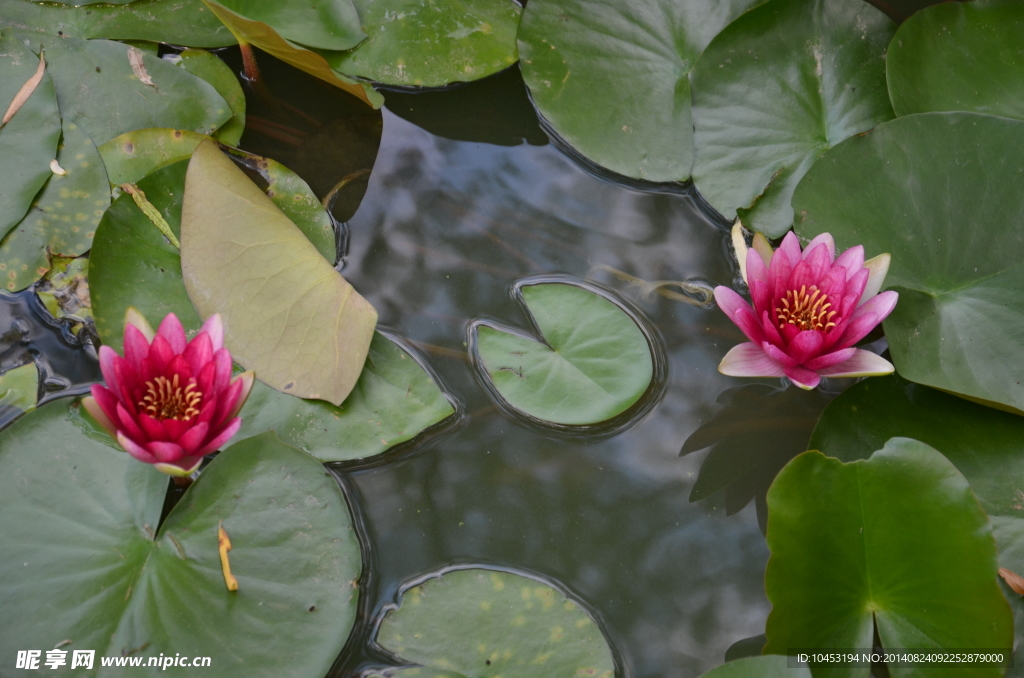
[
  {"x1": 83, "y1": 309, "x2": 254, "y2": 476},
  {"x1": 715, "y1": 229, "x2": 898, "y2": 390}
]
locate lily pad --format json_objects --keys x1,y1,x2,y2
[
  {"x1": 13, "y1": 33, "x2": 231, "y2": 145},
  {"x1": 764, "y1": 438, "x2": 1013, "y2": 673},
  {"x1": 326, "y1": 0, "x2": 521, "y2": 88},
  {"x1": 697, "y1": 657, "x2": 809, "y2": 678},
  {"x1": 0, "y1": 35, "x2": 61, "y2": 241},
  {"x1": 690, "y1": 0, "x2": 895, "y2": 237},
  {"x1": 793, "y1": 112, "x2": 1024, "y2": 414},
  {"x1": 202, "y1": 0, "x2": 381, "y2": 108},
  {"x1": 237, "y1": 331, "x2": 455, "y2": 462},
  {"x1": 375, "y1": 568, "x2": 615, "y2": 678},
  {"x1": 181, "y1": 140, "x2": 377, "y2": 406},
  {"x1": 0, "y1": 401, "x2": 362, "y2": 677},
  {"x1": 472, "y1": 281, "x2": 653, "y2": 426},
  {"x1": 0, "y1": 362, "x2": 38, "y2": 427},
  {"x1": 886, "y1": 0, "x2": 1024, "y2": 121},
  {"x1": 215, "y1": 0, "x2": 364, "y2": 51},
  {"x1": 177, "y1": 50, "x2": 246, "y2": 146},
  {"x1": 517, "y1": 0, "x2": 762, "y2": 183},
  {"x1": 0, "y1": 0, "x2": 235, "y2": 48},
  {"x1": 98, "y1": 128, "x2": 207, "y2": 186},
  {"x1": 0, "y1": 120, "x2": 109, "y2": 291}
]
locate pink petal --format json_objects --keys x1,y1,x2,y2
[
  {"x1": 196, "y1": 393, "x2": 218, "y2": 426},
  {"x1": 768, "y1": 247, "x2": 794, "y2": 302},
  {"x1": 860, "y1": 254, "x2": 891, "y2": 304},
  {"x1": 90, "y1": 385, "x2": 121, "y2": 430},
  {"x1": 212, "y1": 348, "x2": 232, "y2": 393},
  {"x1": 196, "y1": 361, "x2": 216, "y2": 398},
  {"x1": 147, "y1": 335, "x2": 174, "y2": 373},
  {"x1": 788, "y1": 259, "x2": 817, "y2": 292},
  {"x1": 761, "y1": 310, "x2": 786, "y2": 350},
  {"x1": 196, "y1": 417, "x2": 242, "y2": 456},
  {"x1": 183, "y1": 332, "x2": 213, "y2": 377},
  {"x1": 163, "y1": 354, "x2": 192, "y2": 383},
  {"x1": 157, "y1": 313, "x2": 187, "y2": 354},
  {"x1": 818, "y1": 349, "x2": 895, "y2": 378},
  {"x1": 117, "y1": 431, "x2": 157, "y2": 463},
  {"x1": 138, "y1": 413, "x2": 168, "y2": 442},
  {"x1": 177, "y1": 422, "x2": 210, "y2": 455},
  {"x1": 98, "y1": 346, "x2": 120, "y2": 396},
  {"x1": 718, "y1": 343, "x2": 786, "y2": 378},
  {"x1": 816, "y1": 265, "x2": 848, "y2": 302},
  {"x1": 804, "y1": 347, "x2": 857, "y2": 371},
  {"x1": 803, "y1": 233, "x2": 836, "y2": 262},
  {"x1": 116, "y1": 402, "x2": 148, "y2": 442},
  {"x1": 746, "y1": 248, "x2": 770, "y2": 287},
  {"x1": 839, "y1": 268, "x2": 869, "y2": 318},
  {"x1": 787, "y1": 330, "x2": 824, "y2": 365},
  {"x1": 779, "y1": 232, "x2": 802, "y2": 263},
  {"x1": 834, "y1": 245, "x2": 864, "y2": 279},
  {"x1": 784, "y1": 365, "x2": 821, "y2": 390},
  {"x1": 714, "y1": 286, "x2": 765, "y2": 344},
  {"x1": 124, "y1": 307, "x2": 155, "y2": 343},
  {"x1": 834, "y1": 312, "x2": 880, "y2": 350},
  {"x1": 161, "y1": 417, "x2": 189, "y2": 442},
  {"x1": 852, "y1": 290, "x2": 898, "y2": 323},
  {"x1": 226, "y1": 371, "x2": 255, "y2": 419},
  {"x1": 200, "y1": 314, "x2": 224, "y2": 352},
  {"x1": 212, "y1": 378, "x2": 243, "y2": 427},
  {"x1": 146, "y1": 441, "x2": 185, "y2": 463},
  {"x1": 82, "y1": 395, "x2": 116, "y2": 436},
  {"x1": 123, "y1": 325, "x2": 151, "y2": 374},
  {"x1": 804, "y1": 243, "x2": 832, "y2": 285},
  {"x1": 749, "y1": 278, "x2": 772, "y2": 318},
  {"x1": 763, "y1": 341, "x2": 798, "y2": 368}
]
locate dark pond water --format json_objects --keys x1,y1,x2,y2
[{"x1": 0, "y1": 53, "x2": 863, "y2": 678}]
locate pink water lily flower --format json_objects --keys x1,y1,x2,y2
[
  {"x1": 715, "y1": 230, "x2": 898, "y2": 390},
  {"x1": 83, "y1": 309, "x2": 254, "y2": 476}
]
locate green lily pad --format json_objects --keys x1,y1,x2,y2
[
  {"x1": 517, "y1": 0, "x2": 762, "y2": 183},
  {"x1": 690, "y1": 0, "x2": 895, "y2": 237},
  {"x1": 98, "y1": 128, "x2": 207, "y2": 186},
  {"x1": 697, "y1": 657, "x2": 809, "y2": 678},
  {"x1": 176, "y1": 50, "x2": 246, "y2": 146},
  {"x1": 0, "y1": 401, "x2": 362, "y2": 677},
  {"x1": 181, "y1": 140, "x2": 377, "y2": 406},
  {"x1": 764, "y1": 439, "x2": 1012, "y2": 672},
  {"x1": 216, "y1": 0, "x2": 364, "y2": 51},
  {"x1": 0, "y1": 0, "x2": 235, "y2": 48},
  {"x1": 201, "y1": 0, "x2": 382, "y2": 108},
  {"x1": 0, "y1": 362, "x2": 38, "y2": 425},
  {"x1": 237, "y1": 331, "x2": 455, "y2": 462},
  {"x1": 10, "y1": 33, "x2": 232, "y2": 146},
  {"x1": 376, "y1": 568, "x2": 615, "y2": 678},
  {"x1": 0, "y1": 120, "x2": 109, "y2": 291},
  {"x1": 326, "y1": 0, "x2": 521, "y2": 88},
  {"x1": 472, "y1": 281, "x2": 653, "y2": 426},
  {"x1": 793, "y1": 112, "x2": 1024, "y2": 414},
  {"x1": 0, "y1": 35, "x2": 61, "y2": 241},
  {"x1": 887, "y1": 0, "x2": 1024, "y2": 121}
]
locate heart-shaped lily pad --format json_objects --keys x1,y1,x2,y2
[
  {"x1": 472, "y1": 280, "x2": 655, "y2": 426},
  {"x1": 181, "y1": 140, "x2": 377, "y2": 405},
  {"x1": 0, "y1": 35, "x2": 61, "y2": 241},
  {"x1": 886, "y1": 0, "x2": 1024, "y2": 121},
  {"x1": 0, "y1": 400, "x2": 362, "y2": 677},
  {"x1": 375, "y1": 568, "x2": 615, "y2": 678},
  {"x1": 517, "y1": 0, "x2": 762, "y2": 183},
  {"x1": 690, "y1": 0, "x2": 895, "y2": 237},
  {"x1": 326, "y1": 0, "x2": 521, "y2": 88},
  {"x1": 0, "y1": 120, "x2": 109, "y2": 291},
  {"x1": 0, "y1": 0, "x2": 235, "y2": 48},
  {"x1": 764, "y1": 438, "x2": 1013, "y2": 673},
  {"x1": 793, "y1": 112, "x2": 1024, "y2": 414}
]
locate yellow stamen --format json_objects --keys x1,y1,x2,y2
[
  {"x1": 218, "y1": 522, "x2": 238, "y2": 592},
  {"x1": 140, "y1": 375, "x2": 202, "y2": 421},
  {"x1": 776, "y1": 285, "x2": 837, "y2": 332}
]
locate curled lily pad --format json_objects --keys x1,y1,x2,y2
[
  {"x1": 375, "y1": 568, "x2": 615, "y2": 678},
  {"x1": 326, "y1": 0, "x2": 521, "y2": 88},
  {"x1": 214, "y1": 0, "x2": 364, "y2": 51},
  {"x1": 0, "y1": 0, "x2": 235, "y2": 48},
  {"x1": 0, "y1": 120, "x2": 109, "y2": 291},
  {"x1": 0, "y1": 401, "x2": 362, "y2": 677},
  {"x1": 793, "y1": 112, "x2": 1024, "y2": 414},
  {"x1": 517, "y1": 0, "x2": 762, "y2": 183},
  {"x1": 176, "y1": 50, "x2": 246, "y2": 146},
  {"x1": 765, "y1": 439, "x2": 1012, "y2": 671},
  {"x1": 181, "y1": 140, "x2": 377, "y2": 406},
  {"x1": 0, "y1": 35, "x2": 61, "y2": 241},
  {"x1": 887, "y1": 0, "x2": 1024, "y2": 121},
  {"x1": 472, "y1": 280, "x2": 654, "y2": 426},
  {"x1": 690, "y1": 0, "x2": 895, "y2": 237}
]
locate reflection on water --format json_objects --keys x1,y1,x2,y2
[{"x1": 333, "y1": 97, "x2": 778, "y2": 677}]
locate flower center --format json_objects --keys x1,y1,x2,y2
[
  {"x1": 776, "y1": 285, "x2": 837, "y2": 332},
  {"x1": 140, "y1": 375, "x2": 203, "y2": 421}
]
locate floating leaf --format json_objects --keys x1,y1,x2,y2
[
  {"x1": 376, "y1": 568, "x2": 615, "y2": 678},
  {"x1": 887, "y1": 0, "x2": 1024, "y2": 121},
  {"x1": 793, "y1": 112, "x2": 1024, "y2": 413},
  {"x1": 217, "y1": 0, "x2": 363, "y2": 51},
  {"x1": 765, "y1": 438, "x2": 1012, "y2": 673},
  {"x1": 202, "y1": 0, "x2": 381, "y2": 108},
  {"x1": 696, "y1": 657, "x2": 809, "y2": 678},
  {"x1": 472, "y1": 281, "x2": 653, "y2": 426},
  {"x1": 0, "y1": 35, "x2": 61, "y2": 240},
  {"x1": 0, "y1": 362, "x2": 38, "y2": 425},
  {"x1": 181, "y1": 140, "x2": 377, "y2": 405},
  {"x1": 34, "y1": 253, "x2": 92, "y2": 327},
  {"x1": 237, "y1": 331, "x2": 455, "y2": 462},
  {"x1": 98, "y1": 128, "x2": 207, "y2": 186},
  {"x1": 690, "y1": 0, "x2": 895, "y2": 237},
  {"x1": 0, "y1": 120, "x2": 109, "y2": 291},
  {"x1": 0, "y1": 401, "x2": 362, "y2": 677},
  {"x1": 518, "y1": 0, "x2": 762, "y2": 182},
  {"x1": 11, "y1": 33, "x2": 232, "y2": 145},
  {"x1": 326, "y1": 0, "x2": 521, "y2": 88},
  {"x1": 177, "y1": 49, "x2": 246, "y2": 146},
  {"x1": 0, "y1": 0, "x2": 235, "y2": 48}
]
